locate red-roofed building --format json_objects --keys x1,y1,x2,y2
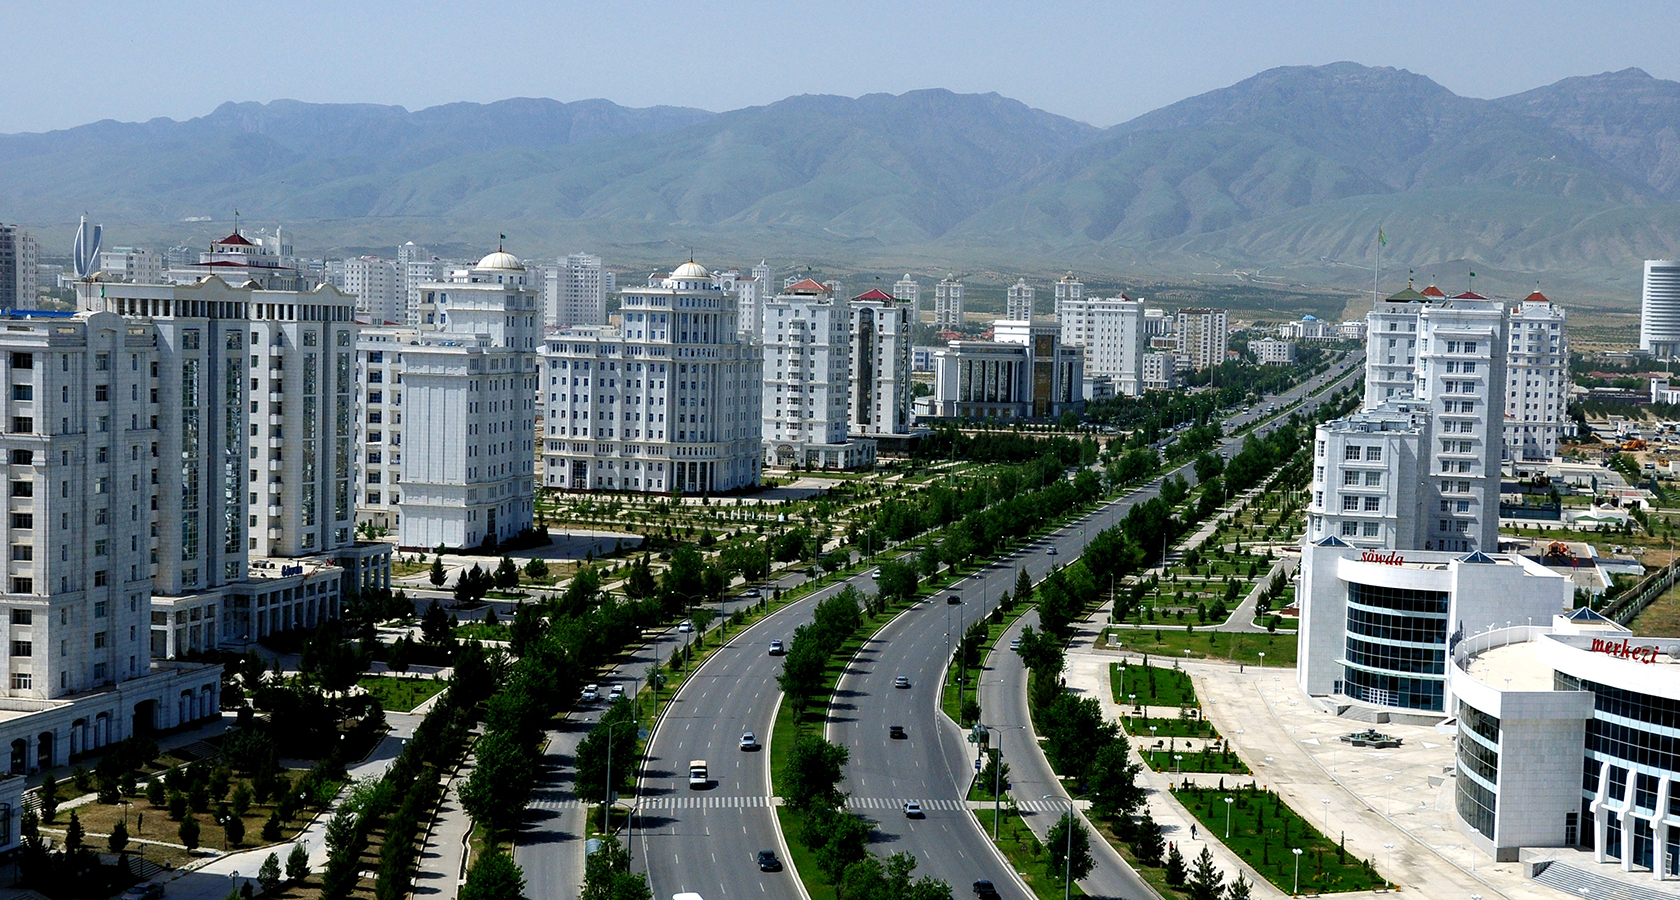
[
  {"x1": 853, "y1": 288, "x2": 894, "y2": 302},
  {"x1": 1452, "y1": 290, "x2": 1487, "y2": 300},
  {"x1": 1420, "y1": 284, "x2": 1447, "y2": 299},
  {"x1": 783, "y1": 278, "x2": 830, "y2": 294}
]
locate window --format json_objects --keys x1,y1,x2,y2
[
  {"x1": 8, "y1": 450, "x2": 29, "y2": 466},
  {"x1": 1365, "y1": 472, "x2": 1382, "y2": 486},
  {"x1": 1364, "y1": 497, "x2": 1381, "y2": 511},
  {"x1": 9, "y1": 384, "x2": 29, "y2": 401},
  {"x1": 10, "y1": 609, "x2": 28, "y2": 625},
  {"x1": 94, "y1": 600, "x2": 107, "y2": 618},
  {"x1": 93, "y1": 631, "x2": 106, "y2": 649},
  {"x1": 9, "y1": 641, "x2": 28, "y2": 657},
  {"x1": 9, "y1": 674, "x2": 28, "y2": 690},
  {"x1": 1341, "y1": 521, "x2": 1359, "y2": 536},
  {"x1": 10, "y1": 578, "x2": 29, "y2": 594},
  {"x1": 1363, "y1": 522, "x2": 1380, "y2": 537},
  {"x1": 93, "y1": 570, "x2": 108, "y2": 586},
  {"x1": 182, "y1": 330, "x2": 200, "y2": 350},
  {"x1": 8, "y1": 545, "x2": 29, "y2": 561},
  {"x1": 10, "y1": 417, "x2": 30, "y2": 434},
  {"x1": 1343, "y1": 471, "x2": 1359, "y2": 486},
  {"x1": 1343, "y1": 496, "x2": 1359, "y2": 511},
  {"x1": 1345, "y1": 446, "x2": 1361, "y2": 461},
  {"x1": 1365, "y1": 446, "x2": 1382, "y2": 461},
  {"x1": 9, "y1": 354, "x2": 30, "y2": 369},
  {"x1": 94, "y1": 384, "x2": 109, "y2": 401}
]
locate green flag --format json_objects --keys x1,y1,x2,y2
[{"x1": 1378, "y1": 227, "x2": 1385, "y2": 246}]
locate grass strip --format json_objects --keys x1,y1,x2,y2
[
  {"x1": 1144, "y1": 748, "x2": 1250, "y2": 775},
  {"x1": 1172, "y1": 786, "x2": 1385, "y2": 894},
  {"x1": 972, "y1": 805, "x2": 1088, "y2": 900},
  {"x1": 1099, "y1": 627, "x2": 1297, "y2": 667},
  {"x1": 1111, "y1": 661, "x2": 1199, "y2": 707}
]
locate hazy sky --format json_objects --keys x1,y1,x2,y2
[{"x1": 4, "y1": 0, "x2": 1678, "y2": 134}]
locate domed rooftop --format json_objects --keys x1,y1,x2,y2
[
  {"x1": 671, "y1": 260, "x2": 709, "y2": 279},
  {"x1": 477, "y1": 250, "x2": 524, "y2": 271}
]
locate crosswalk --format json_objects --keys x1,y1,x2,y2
[{"x1": 525, "y1": 794, "x2": 1075, "y2": 813}]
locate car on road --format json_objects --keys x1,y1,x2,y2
[
  {"x1": 903, "y1": 801, "x2": 924, "y2": 818},
  {"x1": 678, "y1": 620, "x2": 693, "y2": 633},
  {"x1": 768, "y1": 640, "x2": 785, "y2": 655},
  {"x1": 946, "y1": 593, "x2": 962, "y2": 604},
  {"x1": 674, "y1": 894, "x2": 706, "y2": 900},
  {"x1": 1046, "y1": 546, "x2": 1058, "y2": 556},
  {"x1": 1008, "y1": 638, "x2": 1021, "y2": 650},
  {"x1": 688, "y1": 759, "x2": 709, "y2": 789},
  {"x1": 121, "y1": 885, "x2": 164, "y2": 900},
  {"x1": 757, "y1": 850, "x2": 782, "y2": 872},
  {"x1": 894, "y1": 676, "x2": 911, "y2": 689},
  {"x1": 872, "y1": 568, "x2": 882, "y2": 577},
  {"x1": 608, "y1": 685, "x2": 624, "y2": 702},
  {"x1": 889, "y1": 725, "x2": 906, "y2": 739},
  {"x1": 580, "y1": 684, "x2": 599, "y2": 702},
  {"x1": 740, "y1": 731, "x2": 759, "y2": 751},
  {"x1": 743, "y1": 588, "x2": 760, "y2": 599},
  {"x1": 972, "y1": 881, "x2": 1000, "y2": 899}
]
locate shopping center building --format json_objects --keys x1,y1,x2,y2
[{"x1": 1450, "y1": 615, "x2": 1680, "y2": 881}]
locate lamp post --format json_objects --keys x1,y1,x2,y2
[
  {"x1": 978, "y1": 723, "x2": 1026, "y2": 839},
  {"x1": 1223, "y1": 795, "x2": 1234, "y2": 839},
  {"x1": 1257, "y1": 651, "x2": 1265, "y2": 669},
  {"x1": 1042, "y1": 794, "x2": 1077, "y2": 900},
  {"x1": 601, "y1": 721, "x2": 633, "y2": 835},
  {"x1": 1383, "y1": 842, "x2": 1395, "y2": 889},
  {"x1": 1292, "y1": 848, "x2": 1304, "y2": 895},
  {"x1": 1321, "y1": 797, "x2": 1331, "y2": 832},
  {"x1": 1385, "y1": 774, "x2": 1394, "y2": 816}
]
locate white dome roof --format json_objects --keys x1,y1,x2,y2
[
  {"x1": 477, "y1": 250, "x2": 524, "y2": 271},
  {"x1": 671, "y1": 260, "x2": 709, "y2": 279}
]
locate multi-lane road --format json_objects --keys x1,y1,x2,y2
[{"x1": 539, "y1": 352, "x2": 1364, "y2": 899}]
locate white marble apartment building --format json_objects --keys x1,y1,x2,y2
[
  {"x1": 1006, "y1": 279, "x2": 1035, "y2": 320},
  {"x1": 893, "y1": 275, "x2": 920, "y2": 324},
  {"x1": 1142, "y1": 352, "x2": 1182, "y2": 392},
  {"x1": 539, "y1": 261, "x2": 763, "y2": 494},
  {"x1": 99, "y1": 248, "x2": 164, "y2": 285},
  {"x1": 1053, "y1": 273, "x2": 1083, "y2": 322},
  {"x1": 1504, "y1": 292, "x2": 1569, "y2": 463},
  {"x1": 344, "y1": 256, "x2": 401, "y2": 325},
  {"x1": 545, "y1": 252, "x2": 609, "y2": 329},
  {"x1": 762, "y1": 280, "x2": 873, "y2": 468},
  {"x1": 395, "y1": 252, "x2": 538, "y2": 550},
  {"x1": 402, "y1": 257, "x2": 445, "y2": 326},
  {"x1": 1175, "y1": 308, "x2": 1229, "y2": 370},
  {"x1": 1249, "y1": 337, "x2": 1297, "y2": 364},
  {"x1": 714, "y1": 268, "x2": 764, "y2": 339},
  {"x1": 1059, "y1": 296, "x2": 1145, "y2": 396},
  {"x1": 353, "y1": 326, "x2": 416, "y2": 532},
  {"x1": 849, "y1": 290, "x2": 913, "y2": 437},
  {"x1": 934, "y1": 275, "x2": 964, "y2": 328},
  {"x1": 0, "y1": 225, "x2": 38, "y2": 310},
  {"x1": 932, "y1": 321, "x2": 1084, "y2": 420}
]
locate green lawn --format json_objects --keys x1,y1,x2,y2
[
  {"x1": 1173, "y1": 786, "x2": 1384, "y2": 894},
  {"x1": 1112, "y1": 661, "x2": 1199, "y2": 707},
  {"x1": 943, "y1": 604, "x2": 1032, "y2": 726},
  {"x1": 1144, "y1": 748, "x2": 1250, "y2": 775},
  {"x1": 455, "y1": 621, "x2": 511, "y2": 642},
  {"x1": 1105, "y1": 628, "x2": 1297, "y2": 668},
  {"x1": 1120, "y1": 716, "x2": 1220, "y2": 740},
  {"x1": 357, "y1": 675, "x2": 446, "y2": 712},
  {"x1": 974, "y1": 806, "x2": 1087, "y2": 900}
]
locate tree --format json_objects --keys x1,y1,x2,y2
[
  {"x1": 108, "y1": 819, "x2": 129, "y2": 855},
  {"x1": 1040, "y1": 694, "x2": 1119, "y2": 788},
  {"x1": 1164, "y1": 843, "x2": 1187, "y2": 886},
  {"x1": 1225, "y1": 872, "x2": 1253, "y2": 900},
  {"x1": 784, "y1": 735, "x2": 848, "y2": 812},
  {"x1": 522, "y1": 557, "x2": 549, "y2": 582},
  {"x1": 179, "y1": 815, "x2": 201, "y2": 852},
  {"x1": 838, "y1": 852, "x2": 953, "y2": 900},
  {"x1": 1088, "y1": 739, "x2": 1145, "y2": 819},
  {"x1": 1186, "y1": 845, "x2": 1225, "y2": 900},
  {"x1": 1046, "y1": 811, "x2": 1095, "y2": 885},
  {"x1": 39, "y1": 773, "x2": 58, "y2": 823},
  {"x1": 1015, "y1": 567, "x2": 1035, "y2": 606},
  {"x1": 803, "y1": 806, "x2": 872, "y2": 884},
  {"x1": 459, "y1": 730, "x2": 535, "y2": 833},
  {"x1": 65, "y1": 810, "x2": 83, "y2": 853},
  {"x1": 430, "y1": 555, "x2": 447, "y2": 587},
  {"x1": 623, "y1": 555, "x2": 657, "y2": 600},
  {"x1": 286, "y1": 840, "x2": 311, "y2": 882},
  {"x1": 421, "y1": 600, "x2": 451, "y2": 645},
  {"x1": 388, "y1": 634, "x2": 412, "y2": 672},
  {"x1": 263, "y1": 810, "x2": 283, "y2": 841},
  {"x1": 580, "y1": 833, "x2": 651, "y2": 900},
  {"x1": 225, "y1": 812, "x2": 246, "y2": 847},
  {"x1": 258, "y1": 852, "x2": 283, "y2": 895},
  {"x1": 661, "y1": 545, "x2": 707, "y2": 612},
  {"x1": 494, "y1": 556, "x2": 520, "y2": 589},
  {"x1": 459, "y1": 850, "x2": 528, "y2": 900}
]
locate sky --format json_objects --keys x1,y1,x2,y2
[{"x1": 3, "y1": 0, "x2": 1679, "y2": 134}]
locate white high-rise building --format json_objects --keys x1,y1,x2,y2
[
  {"x1": 1059, "y1": 296, "x2": 1145, "y2": 396},
  {"x1": 934, "y1": 275, "x2": 964, "y2": 328},
  {"x1": 1175, "y1": 308, "x2": 1229, "y2": 370},
  {"x1": 403, "y1": 256, "x2": 445, "y2": 326},
  {"x1": 932, "y1": 322, "x2": 1083, "y2": 420},
  {"x1": 1640, "y1": 259, "x2": 1680, "y2": 358},
  {"x1": 344, "y1": 256, "x2": 402, "y2": 324},
  {"x1": 1142, "y1": 352, "x2": 1182, "y2": 392},
  {"x1": 893, "y1": 274, "x2": 920, "y2": 324},
  {"x1": 0, "y1": 225, "x2": 39, "y2": 309},
  {"x1": 397, "y1": 241, "x2": 426, "y2": 272},
  {"x1": 1053, "y1": 273, "x2": 1083, "y2": 323},
  {"x1": 1503, "y1": 292, "x2": 1569, "y2": 464},
  {"x1": 546, "y1": 252, "x2": 608, "y2": 329},
  {"x1": 849, "y1": 289, "x2": 914, "y2": 437},
  {"x1": 539, "y1": 260, "x2": 763, "y2": 493},
  {"x1": 761, "y1": 280, "x2": 874, "y2": 469},
  {"x1": 1006, "y1": 279, "x2": 1035, "y2": 320},
  {"x1": 1307, "y1": 289, "x2": 1510, "y2": 554},
  {"x1": 717, "y1": 268, "x2": 765, "y2": 340},
  {"x1": 99, "y1": 248, "x2": 165, "y2": 285},
  {"x1": 392, "y1": 250, "x2": 539, "y2": 550}
]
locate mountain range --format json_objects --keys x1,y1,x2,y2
[{"x1": 6, "y1": 63, "x2": 1680, "y2": 307}]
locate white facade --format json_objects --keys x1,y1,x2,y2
[
  {"x1": 848, "y1": 291, "x2": 913, "y2": 437},
  {"x1": 932, "y1": 322, "x2": 1083, "y2": 420},
  {"x1": 1060, "y1": 296, "x2": 1145, "y2": 396},
  {"x1": 1005, "y1": 279, "x2": 1035, "y2": 320},
  {"x1": 760, "y1": 281, "x2": 874, "y2": 468},
  {"x1": 1053, "y1": 274, "x2": 1083, "y2": 323},
  {"x1": 893, "y1": 275, "x2": 920, "y2": 324},
  {"x1": 933, "y1": 275, "x2": 964, "y2": 328},
  {"x1": 394, "y1": 252, "x2": 538, "y2": 550},
  {"x1": 99, "y1": 248, "x2": 165, "y2": 285},
  {"x1": 344, "y1": 256, "x2": 402, "y2": 325},
  {"x1": 1141, "y1": 352, "x2": 1181, "y2": 392},
  {"x1": 1503, "y1": 292, "x2": 1569, "y2": 462},
  {"x1": 402, "y1": 257, "x2": 445, "y2": 326},
  {"x1": 545, "y1": 252, "x2": 609, "y2": 329},
  {"x1": 1640, "y1": 260, "x2": 1680, "y2": 358},
  {"x1": 539, "y1": 261, "x2": 763, "y2": 494},
  {"x1": 1249, "y1": 337, "x2": 1297, "y2": 365},
  {"x1": 0, "y1": 226, "x2": 38, "y2": 309},
  {"x1": 721, "y1": 270, "x2": 765, "y2": 340},
  {"x1": 1175, "y1": 308, "x2": 1229, "y2": 370}
]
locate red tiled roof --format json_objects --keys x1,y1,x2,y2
[
  {"x1": 1524, "y1": 290, "x2": 1551, "y2": 303},
  {"x1": 1420, "y1": 285, "x2": 1446, "y2": 298},
  {"x1": 854, "y1": 288, "x2": 895, "y2": 301},
  {"x1": 216, "y1": 232, "x2": 254, "y2": 246},
  {"x1": 1453, "y1": 291, "x2": 1487, "y2": 300},
  {"x1": 784, "y1": 278, "x2": 830, "y2": 293}
]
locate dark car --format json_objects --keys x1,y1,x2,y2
[
  {"x1": 757, "y1": 850, "x2": 782, "y2": 872},
  {"x1": 889, "y1": 725, "x2": 906, "y2": 739},
  {"x1": 1046, "y1": 546, "x2": 1058, "y2": 556},
  {"x1": 121, "y1": 886, "x2": 164, "y2": 900},
  {"x1": 946, "y1": 594, "x2": 962, "y2": 605},
  {"x1": 972, "y1": 880, "x2": 1000, "y2": 899}
]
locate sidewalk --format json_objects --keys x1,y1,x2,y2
[{"x1": 413, "y1": 757, "x2": 474, "y2": 900}]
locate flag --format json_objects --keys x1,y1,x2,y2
[
  {"x1": 1378, "y1": 227, "x2": 1385, "y2": 247},
  {"x1": 500, "y1": 233, "x2": 506, "y2": 241}
]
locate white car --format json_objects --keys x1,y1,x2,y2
[
  {"x1": 872, "y1": 568, "x2": 882, "y2": 578},
  {"x1": 740, "y1": 732, "x2": 759, "y2": 751},
  {"x1": 678, "y1": 620, "x2": 694, "y2": 633},
  {"x1": 608, "y1": 685, "x2": 624, "y2": 702},
  {"x1": 744, "y1": 588, "x2": 761, "y2": 598},
  {"x1": 903, "y1": 801, "x2": 924, "y2": 818},
  {"x1": 768, "y1": 640, "x2": 785, "y2": 656},
  {"x1": 580, "y1": 684, "x2": 599, "y2": 702}
]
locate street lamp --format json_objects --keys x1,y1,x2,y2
[
  {"x1": 1042, "y1": 794, "x2": 1078, "y2": 900},
  {"x1": 1223, "y1": 795, "x2": 1234, "y2": 839},
  {"x1": 601, "y1": 720, "x2": 634, "y2": 834},
  {"x1": 1257, "y1": 651, "x2": 1265, "y2": 669},
  {"x1": 1321, "y1": 797, "x2": 1331, "y2": 832},
  {"x1": 1383, "y1": 842, "x2": 1395, "y2": 889},
  {"x1": 1385, "y1": 775, "x2": 1394, "y2": 816},
  {"x1": 1292, "y1": 848, "x2": 1303, "y2": 895},
  {"x1": 978, "y1": 723, "x2": 1026, "y2": 839}
]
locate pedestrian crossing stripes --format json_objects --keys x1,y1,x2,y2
[
  {"x1": 524, "y1": 794, "x2": 1076, "y2": 813},
  {"x1": 846, "y1": 797, "x2": 964, "y2": 811}
]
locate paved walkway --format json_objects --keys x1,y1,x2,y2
[{"x1": 413, "y1": 757, "x2": 474, "y2": 900}]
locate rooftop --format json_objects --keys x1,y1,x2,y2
[{"x1": 1465, "y1": 640, "x2": 1556, "y2": 692}]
